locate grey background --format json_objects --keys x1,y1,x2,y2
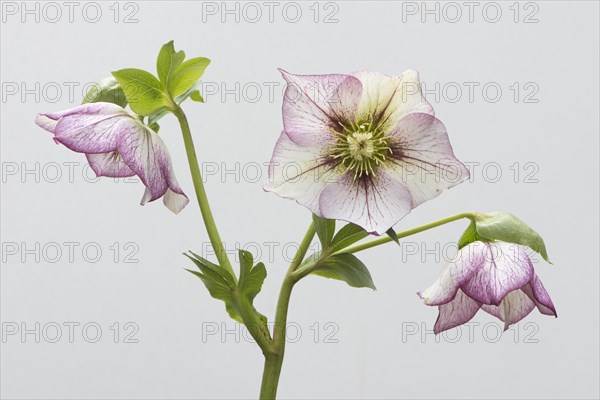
[{"x1": 1, "y1": 1, "x2": 599, "y2": 399}]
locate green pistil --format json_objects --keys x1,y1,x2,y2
[{"x1": 330, "y1": 120, "x2": 392, "y2": 179}]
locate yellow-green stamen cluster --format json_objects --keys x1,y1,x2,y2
[{"x1": 330, "y1": 120, "x2": 392, "y2": 179}]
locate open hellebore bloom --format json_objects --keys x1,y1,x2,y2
[
  {"x1": 35, "y1": 102, "x2": 189, "y2": 213},
  {"x1": 265, "y1": 70, "x2": 469, "y2": 234},
  {"x1": 418, "y1": 241, "x2": 557, "y2": 334}
]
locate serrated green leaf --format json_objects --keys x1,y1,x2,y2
[
  {"x1": 330, "y1": 223, "x2": 369, "y2": 253},
  {"x1": 81, "y1": 76, "x2": 127, "y2": 107},
  {"x1": 112, "y1": 68, "x2": 172, "y2": 116},
  {"x1": 474, "y1": 212, "x2": 551, "y2": 263},
  {"x1": 156, "y1": 40, "x2": 185, "y2": 85},
  {"x1": 458, "y1": 220, "x2": 481, "y2": 249},
  {"x1": 169, "y1": 57, "x2": 210, "y2": 99},
  {"x1": 313, "y1": 214, "x2": 336, "y2": 249},
  {"x1": 312, "y1": 253, "x2": 376, "y2": 289}
]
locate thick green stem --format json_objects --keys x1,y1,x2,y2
[
  {"x1": 259, "y1": 223, "x2": 316, "y2": 399},
  {"x1": 338, "y1": 212, "x2": 478, "y2": 255},
  {"x1": 174, "y1": 107, "x2": 236, "y2": 281}
]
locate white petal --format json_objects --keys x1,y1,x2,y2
[
  {"x1": 385, "y1": 113, "x2": 470, "y2": 206},
  {"x1": 86, "y1": 152, "x2": 135, "y2": 178},
  {"x1": 418, "y1": 242, "x2": 488, "y2": 306},
  {"x1": 434, "y1": 289, "x2": 481, "y2": 334},
  {"x1": 280, "y1": 69, "x2": 362, "y2": 146},
  {"x1": 354, "y1": 70, "x2": 433, "y2": 132},
  {"x1": 481, "y1": 289, "x2": 536, "y2": 330},
  {"x1": 264, "y1": 130, "x2": 340, "y2": 215},
  {"x1": 317, "y1": 170, "x2": 414, "y2": 235}
]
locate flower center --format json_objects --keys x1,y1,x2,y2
[{"x1": 330, "y1": 121, "x2": 392, "y2": 178}]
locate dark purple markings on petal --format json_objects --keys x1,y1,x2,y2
[
  {"x1": 279, "y1": 69, "x2": 362, "y2": 146},
  {"x1": 86, "y1": 152, "x2": 136, "y2": 178},
  {"x1": 481, "y1": 289, "x2": 536, "y2": 330},
  {"x1": 521, "y1": 274, "x2": 558, "y2": 317},
  {"x1": 384, "y1": 113, "x2": 470, "y2": 206},
  {"x1": 264, "y1": 130, "x2": 343, "y2": 216},
  {"x1": 317, "y1": 170, "x2": 413, "y2": 235},
  {"x1": 461, "y1": 242, "x2": 535, "y2": 306},
  {"x1": 434, "y1": 289, "x2": 482, "y2": 334}
]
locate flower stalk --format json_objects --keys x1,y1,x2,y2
[{"x1": 174, "y1": 106, "x2": 236, "y2": 281}]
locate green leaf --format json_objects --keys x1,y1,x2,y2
[
  {"x1": 461, "y1": 212, "x2": 551, "y2": 263},
  {"x1": 81, "y1": 76, "x2": 127, "y2": 107},
  {"x1": 312, "y1": 253, "x2": 376, "y2": 290},
  {"x1": 313, "y1": 214, "x2": 336, "y2": 249},
  {"x1": 111, "y1": 68, "x2": 172, "y2": 116},
  {"x1": 386, "y1": 228, "x2": 400, "y2": 246},
  {"x1": 156, "y1": 40, "x2": 185, "y2": 85},
  {"x1": 148, "y1": 122, "x2": 160, "y2": 133},
  {"x1": 185, "y1": 252, "x2": 240, "y2": 322},
  {"x1": 330, "y1": 223, "x2": 369, "y2": 253},
  {"x1": 169, "y1": 57, "x2": 210, "y2": 99},
  {"x1": 189, "y1": 90, "x2": 204, "y2": 102},
  {"x1": 458, "y1": 220, "x2": 481, "y2": 249}
]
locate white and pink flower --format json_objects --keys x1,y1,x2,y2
[
  {"x1": 265, "y1": 70, "x2": 469, "y2": 234},
  {"x1": 418, "y1": 241, "x2": 557, "y2": 334},
  {"x1": 35, "y1": 102, "x2": 189, "y2": 213}
]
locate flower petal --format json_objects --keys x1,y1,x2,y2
[
  {"x1": 280, "y1": 69, "x2": 362, "y2": 146},
  {"x1": 117, "y1": 123, "x2": 188, "y2": 213},
  {"x1": 86, "y1": 152, "x2": 136, "y2": 178},
  {"x1": 264, "y1": 130, "x2": 341, "y2": 216},
  {"x1": 480, "y1": 289, "x2": 536, "y2": 330},
  {"x1": 317, "y1": 170, "x2": 414, "y2": 235},
  {"x1": 433, "y1": 289, "x2": 481, "y2": 334},
  {"x1": 521, "y1": 274, "x2": 557, "y2": 317},
  {"x1": 35, "y1": 114, "x2": 59, "y2": 133},
  {"x1": 418, "y1": 241, "x2": 488, "y2": 306},
  {"x1": 354, "y1": 70, "x2": 433, "y2": 131},
  {"x1": 461, "y1": 242, "x2": 534, "y2": 306},
  {"x1": 386, "y1": 113, "x2": 469, "y2": 206},
  {"x1": 49, "y1": 103, "x2": 131, "y2": 154}
]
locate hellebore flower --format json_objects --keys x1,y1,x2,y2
[
  {"x1": 264, "y1": 70, "x2": 469, "y2": 234},
  {"x1": 35, "y1": 102, "x2": 189, "y2": 213},
  {"x1": 418, "y1": 241, "x2": 557, "y2": 334}
]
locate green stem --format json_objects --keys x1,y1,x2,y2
[
  {"x1": 174, "y1": 107, "x2": 236, "y2": 281},
  {"x1": 338, "y1": 212, "x2": 477, "y2": 255},
  {"x1": 259, "y1": 223, "x2": 316, "y2": 399}
]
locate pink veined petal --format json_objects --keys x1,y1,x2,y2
[
  {"x1": 418, "y1": 241, "x2": 488, "y2": 306},
  {"x1": 117, "y1": 123, "x2": 188, "y2": 214},
  {"x1": 157, "y1": 149, "x2": 189, "y2": 214},
  {"x1": 317, "y1": 169, "x2": 414, "y2": 235},
  {"x1": 264, "y1": 130, "x2": 342, "y2": 216},
  {"x1": 35, "y1": 114, "x2": 59, "y2": 134},
  {"x1": 461, "y1": 242, "x2": 534, "y2": 306},
  {"x1": 51, "y1": 103, "x2": 131, "y2": 154},
  {"x1": 354, "y1": 70, "x2": 434, "y2": 132},
  {"x1": 86, "y1": 152, "x2": 136, "y2": 178},
  {"x1": 433, "y1": 289, "x2": 482, "y2": 334},
  {"x1": 385, "y1": 113, "x2": 470, "y2": 206},
  {"x1": 521, "y1": 274, "x2": 558, "y2": 317},
  {"x1": 480, "y1": 289, "x2": 536, "y2": 331},
  {"x1": 279, "y1": 69, "x2": 363, "y2": 146}
]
